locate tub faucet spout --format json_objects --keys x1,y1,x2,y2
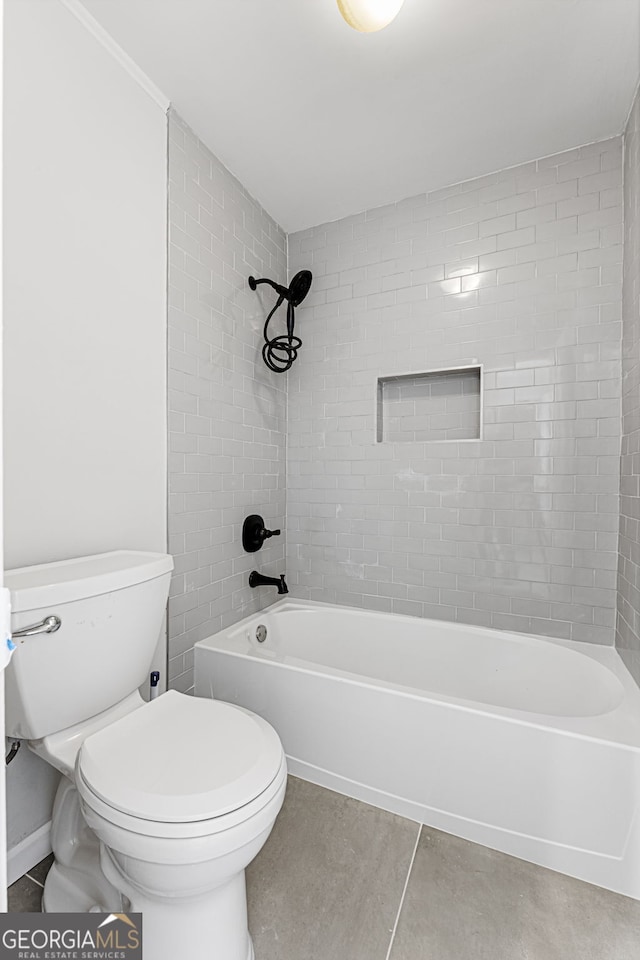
[{"x1": 249, "y1": 571, "x2": 288, "y2": 594}]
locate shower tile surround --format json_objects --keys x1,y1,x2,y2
[
  {"x1": 617, "y1": 87, "x2": 640, "y2": 685},
  {"x1": 168, "y1": 121, "x2": 631, "y2": 690},
  {"x1": 287, "y1": 138, "x2": 623, "y2": 644},
  {"x1": 167, "y1": 111, "x2": 287, "y2": 691}
]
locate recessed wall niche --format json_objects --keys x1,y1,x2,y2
[{"x1": 377, "y1": 366, "x2": 482, "y2": 443}]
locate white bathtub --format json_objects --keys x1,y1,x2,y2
[{"x1": 194, "y1": 599, "x2": 640, "y2": 899}]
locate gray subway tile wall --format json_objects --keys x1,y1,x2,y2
[
  {"x1": 167, "y1": 116, "x2": 638, "y2": 666},
  {"x1": 167, "y1": 111, "x2": 287, "y2": 692},
  {"x1": 617, "y1": 87, "x2": 640, "y2": 683},
  {"x1": 287, "y1": 138, "x2": 623, "y2": 643}
]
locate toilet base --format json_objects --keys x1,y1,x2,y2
[
  {"x1": 101, "y1": 847, "x2": 255, "y2": 960},
  {"x1": 43, "y1": 862, "x2": 120, "y2": 914},
  {"x1": 43, "y1": 777, "x2": 123, "y2": 914},
  {"x1": 43, "y1": 779, "x2": 258, "y2": 960}
]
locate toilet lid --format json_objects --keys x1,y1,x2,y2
[{"x1": 77, "y1": 690, "x2": 284, "y2": 823}]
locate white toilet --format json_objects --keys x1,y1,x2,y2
[{"x1": 5, "y1": 550, "x2": 287, "y2": 960}]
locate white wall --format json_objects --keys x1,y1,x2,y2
[
  {"x1": 0, "y1": 0, "x2": 7, "y2": 907},
  {"x1": 4, "y1": 0, "x2": 168, "y2": 569},
  {"x1": 3, "y1": 0, "x2": 168, "y2": 859}
]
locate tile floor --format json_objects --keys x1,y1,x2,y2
[
  {"x1": 8, "y1": 852, "x2": 53, "y2": 912},
  {"x1": 8, "y1": 776, "x2": 640, "y2": 959}
]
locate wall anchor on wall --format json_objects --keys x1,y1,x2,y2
[
  {"x1": 243, "y1": 514, "x2": 281, "y2": 553},
  {"x1": 248, "y1": 270, "x2": 312, "y2": 373}
]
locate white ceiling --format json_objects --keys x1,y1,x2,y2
[{"x1": 80, "y1": 0, "x2": 640, "y2": 234}]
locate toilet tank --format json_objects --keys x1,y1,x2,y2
[{"x1": 5, "y1": 551, "x2": 173, "y2": 740}]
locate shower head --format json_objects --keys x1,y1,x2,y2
[
  {"x1": 248, "y1": 270, "x2": 312, "y2": 306},
  {"x1": 288, "y1": 270, "x2": 313, "y2": 307},
  {"x1": 248, "y1": 269, "x2": 313, "y2": 374}
]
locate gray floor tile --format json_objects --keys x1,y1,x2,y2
[
  {"x1": 8, "y1": 875, "x2": 43, "y2": 913},
  {"x1": 389, "y1": 827, "x2": 640, "y2": 960},
  {"x1": 26, "y1": 854, "x2": 54, "y2": 887},
  {"x1": 247, "y1": 776, "x2": 419, "y2": 960}
]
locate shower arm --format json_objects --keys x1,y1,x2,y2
[{"x1": 248, "y1": 276, "x2": 290, "y2": 300}]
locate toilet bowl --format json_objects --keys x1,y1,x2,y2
[
  {"x1": 5, "y1": 551, "x2": 287, "y2": 960},
  {"x1": 76, "y1": 691, "x2": 287, "y2": 960}
]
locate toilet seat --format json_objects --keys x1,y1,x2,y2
[
  {"x1": 77, "y1": 756, "x2": 287, "y2": 847},
  {"x1": 77, "y1": 691, "x2": 284, "y2": 828}
]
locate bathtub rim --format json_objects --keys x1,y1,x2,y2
[{"x1": 195, "y1": 598, "x2": 640, "y2": 752}]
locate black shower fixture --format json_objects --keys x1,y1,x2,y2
[
  {"x1": 248, "y1": 269, "x2": 312, "y2": 373},
  {"x1": 242, "y1": 514, "x2": 281, "y2": 553}
]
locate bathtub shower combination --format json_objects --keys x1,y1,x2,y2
[{"x1": 195, "y1": 599, "x2": 640, "y2": 901}]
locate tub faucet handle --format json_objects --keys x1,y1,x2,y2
[{"x1": 243, "y1": 514, "x2": 281, "y2": 552}]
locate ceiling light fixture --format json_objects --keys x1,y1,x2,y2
[{"x1": 337, "y1": 0, "x2": 405, "y2": 33}]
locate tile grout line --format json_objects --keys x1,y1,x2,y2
[
  {"x1": 24, "y1": 874, "x2": 44, "y2": 889},
  {"x1": 384, "y1": 824, "x2": 422, "y2": 960}
]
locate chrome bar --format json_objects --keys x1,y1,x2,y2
[{"x1": 12, "y1": 615, "x2": 62, "y2": 639}]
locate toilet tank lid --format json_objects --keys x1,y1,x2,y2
[{"x1": 6, "y1": 550, "x2": 174, "y2": 612}]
